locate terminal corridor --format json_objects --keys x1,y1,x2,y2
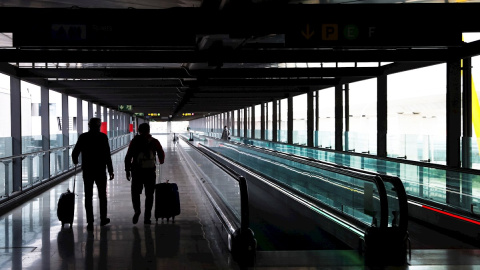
[{"x1": 0, "y1": 135, "x2": 238, "y2": 270}]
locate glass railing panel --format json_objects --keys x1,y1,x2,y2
[
  {"x1": 50, "y1": 134, "x2": 63, "y2": 149},
  {"x1": 21, "y1": 153, "x2": 44, "y2": 190},
  {"x1": 235, "y1": 137, "x2": 480, "y2": 216},
  {"x1": 0, "y1": 159, "x2": 12, "y2": 198},
  {"x1": 22, "y1": 135, "x2": 43, "y2": 154},
  {"x1": 315, "y1": 130, "x2": 335, "y2": 149},
  {"x1": 471, "y1": 137, "x2": 480, "y2": 170},
  {"x1": 209, "y1": 142, "x2": 382, "y2": 226},
  {"x1": 345, "y1": 131, "x2": 376, "y2": 155},
  {"x1": 179, "y1": 140, "x2": 241, "y2": 221},
  {"x1": 50, "y1": 150, "x2": 64, "y2": 176},
  {"x1": 0, "y1": 137, "x2": 12, "y2": 158}
]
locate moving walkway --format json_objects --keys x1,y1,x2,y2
[{"x1": 178, "y1": 134, "x2": 409, "y2": 266}]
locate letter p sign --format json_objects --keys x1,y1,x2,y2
[{"x1": 322, "y1": 24, "x2": 338, "y2": 40}]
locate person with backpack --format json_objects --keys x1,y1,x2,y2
[
  {"x1": 124, "y1": 123, "x2": 165, "y2": 225},
  {"x1": 72, "y1": 117, "x2": 114, "y2": 231}
]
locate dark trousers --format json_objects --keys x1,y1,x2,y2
[
  {"x1": 131, "y1": 169, "x2": 156, "y2": 221},
  {"x1": 83, "y1": 173, "x2": 108, "y2": 224}
]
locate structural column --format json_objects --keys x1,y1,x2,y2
[
  {"x1": 335, "y1": 85, "x2": 343, "y2": 151},
  {"x1": 77, "y1": 98, "x2": 83, "y2": 135},
  {"x1": 109, "y1": 109, "x2": 114, "y2": 138},
  {"x1": 261, "y1": 103, "x2": 265, "y2": 140},
  {"x1": 41, "y1": 86, "x2": 50, "y2": 179},
  {"x1": 307, "y1": 90, "x2": 314, "y2": 147},
  {"x1": 315, "y1": 90, "x2": 319, "y2": 147},
  {"x1": 251, "y1": 106, "x2": 256, "y2": 139},
  {"x1": 10, "y1": 77, "x2": 21, "y2": 193},
  {"x1": 462, "y1": 57, "x2": 473, "y2": 208},
  {"x1": 462, "y1": 57, "x2": 472, "y2": 168},
  {"x1": 446, "y1": 60, "x2": 462, "y2": 206},
  {"x1": 243, "y1": 107, "x2": 248, "y2": 138},
  {"x1": 287, "y1": 95, "x2": 293, "y2": 144},
  {"x1": 62, "y1": 93, "x2": 69, "y2": 170},
  {"x1": 237, "y1": 109, "x2": 241, "y2": 137},
  {"x1": 344, "y1": 84, "x2": 350, "y2": 151},
  {"x1": 88, "y1": 102, "x2": 93, "y2": 121},
  {"x1": 273, "y1": 99, "x2": 278, "y2": 142},
  {"x1": 377, "y1": 75, "x2": 387, "y2": 157}
]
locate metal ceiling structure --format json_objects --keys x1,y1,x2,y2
[{"x1": 0, "y1": 1, "x2": 479, "y2": 121}]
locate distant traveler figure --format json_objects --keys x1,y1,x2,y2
[
  {"x1": 221, "y1": 126, "x2": 230, "y2": 140},
  {"x1": 124, "y1": 123, "x2": 165, "y2": 225},
  {"x1": 72, "y1": 117, "x2": 114, "y2": 231}
]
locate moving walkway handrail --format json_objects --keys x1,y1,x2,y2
[
  {"x1": 196, "y1": 143, "x2": 250, "y2": 232},
  {"x1": 180, "y1": 136, "x2": 256, "y2": 262},
  {"x1": 212, "y1": 138, "x2": 390, "y2": 229},
  {"x1": 230, "y1": 139, "x2": 408, "y2": 231}
]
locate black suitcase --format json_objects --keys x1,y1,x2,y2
[
  {"x1": 57, "y1": 168, "x2": 77, "y2": 228},
  {"x1": 155, "y1": 180, "x2": 180, "y2": 223}
]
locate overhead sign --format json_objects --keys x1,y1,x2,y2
[
  {"x1": 147, "y1": 113, "x2": 161, "y2": 117},
  {"x1": 286, "y1": 22, "x2": 461, "y2": 47},
  {"x1": 182, "y1": 113, "x2": 195, "y2": 117},
  {"x1": 118, "y1": 104, "x2": 132, "y2": 111},
  {"x1": 134, "y1": 113, "x2": 144, "y2": 117}
]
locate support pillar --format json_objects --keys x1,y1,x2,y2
[
  {"x1": 377, "y1": 75, "x2": 388, "y2": 157},
  {"x1": 261, "y1": 103, "x2": 265, "y2": 140},
  {"x1": 251, "y1": 106, "x2": 256, "y2": 139},
  {"x1": 307, "y1": 90, "x2": 314, "y2": 147},
  {"x1": 11, "y1": 77, "x2": 21, "y2": 193},
  {"x1": 287, "y1": 95, "x2": 293, "y2": 144},
  {"x1": 62, "y1": 93, "x2": 69, "y2": 171},
  {"x1": 41, "y1": 86, "x2": 50, "y2": 179},
  {"x1": 335, "y1": 85, "x2": 343, "y2": 151},
  {"x1": 446, "y1": 60, "x2": 462, "y2": 206}
]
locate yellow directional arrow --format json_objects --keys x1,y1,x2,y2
[{"x1": 301, "y1": 24, "x2": 315, "y2": 40}]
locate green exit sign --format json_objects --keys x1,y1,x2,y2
[{"x1": 118, "y1": 105, "x2": 132, "y2": 111}]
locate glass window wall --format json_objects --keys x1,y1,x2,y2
[
  {"x1": 254, "y1": 104, "x2": 261, "y2": 139},
  {"x1": 293, "y1": 94, "x2": 307, "y2": 145},
  {"x1": 82, "y1": 100, "x2": 88, "y2": 133},
  {"x1": 49, "y1": 90, "x2": 63, "y2": 176},
  {"x1": 317, "y1": 88, "x2": 335, "y2": 149},
  {"x1": 21, "y1": 81, "x2": 42, "y2": 188},
  {"x1": 388, "y1": 64, "x2": 446, "y2": 164},
  {"x1": 279, "y1": 98, "x2": 288, "y2": 143},
  {"x1": 267, "y1": 102, "x2": 273, "y2": 141},
  {"x1": 348, "y1": 79, "x2": 377, "y2": 155},
  {"x1": 471, "y1": 56, "x2": 480, "y2": 169}
]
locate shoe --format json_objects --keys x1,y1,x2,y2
[
  {"x1": 144, "y1": 220, "x2": 151, "y2": 225},
  {"x1": 87, "y1": 223, "x2": 93, "y2": 231},
  {"x1": 132, "y1": 212, "x2": 140, "y2": 224},
  {"x1": 101, "y1": 218, "x2": 110, "y2": 226}
]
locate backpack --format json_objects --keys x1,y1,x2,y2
[{"x1": 136, "y1": 137, "x2": 156, "y2": 169}]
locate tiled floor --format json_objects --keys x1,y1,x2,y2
[
  {"x1": 0, "y1": 134, "x2": 479, "y2": 270},
  {"x1": 0, "y1": 135, "x2": 240, "y2": 270}
]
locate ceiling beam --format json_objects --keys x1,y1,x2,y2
[{"x1": 0, "y1": 49, "x2": 455, "y2": 64}]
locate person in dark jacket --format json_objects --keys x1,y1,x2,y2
[
  {"x1": 221, "y1": 126, "x2": 230, "y2": 140},
  {"x1": 124, "y1": 123, "x2": 165, "y2": 225},
  {"x1": 72, "y1": 117, "x2": 114, "y2": 231}
]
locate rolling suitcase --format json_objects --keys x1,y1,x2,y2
[
  {"x1": 154, "y1": 165, "x2": 180, "y2": 222},
  {"x1": 57, "y1": 167, "x2": 77, "y2": 228},
  {"x1": 155, "y1": 180, "x2": 180, "y2": 223}
]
